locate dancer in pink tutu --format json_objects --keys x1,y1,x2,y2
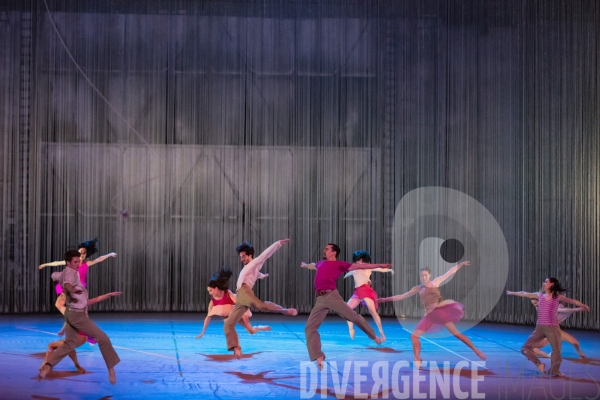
[
  {"x1": 379, "y1": 262, "x2": 485, "y2": 368},
  {"x1": 506, "y1": 278, "x2": 589, "y2": 377},
  {"x1": 196, "y1": 268, "x2": 271, "y2": 339},
  {"x1": 344, "y1": 250, "x2": 393, "y2": 342}
]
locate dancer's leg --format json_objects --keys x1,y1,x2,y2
[
  {"x1": 345, "y1": 297, "x2": 361, "y2": 339},
  {"x1": 224, "y1": 303, "x2": 250, "y2": 355},
  {"x1": 38, "y1": 319, "x2": 79, "y2": 380},
  {"x1": 241, "y1": 286, "x2": 297, "y2": 315},
  {"x1": 545, "y1": 326, "x2": 563, "y2": 376},
  {"x1": 521, "y1": 326, "x2": 548, "y2": 374},
  {"x1": 305, "y1": 297, "x2": 331, "y2": 367},
  {"x1": 326, "y1": 291, "x2": 379, "y2": 343},
  {"x1": 443, "y1": 322, "x2": 486, "y2": 360},
  {"x1": 411, "y1": 329, "x2": 425, "y2": 367},
  {"x1": 239, "y1": 314, "x2": 271, "y2": 334},
  {"x1": 363, "y1": 298, "x2": 385, "y2": 343},
  {"x1": 561, "y1": 331, "x2": 585, "y2": 358},
  {"x1": 533, "y1": 338, "x2": 551, "y2": 358}
]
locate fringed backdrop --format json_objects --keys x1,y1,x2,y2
[{"x1": 0, "y1": 0, "x2": 598, "y2": 330}]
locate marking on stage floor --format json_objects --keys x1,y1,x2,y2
[
  {"x1": 16, "y1": 326, "x2": 61, "y2": 336},
  {"x1": 401, "y1": 327, "x2": 488, "y2": 370},
  {"x1": 170, "y1": 322, "x2": 184, "y2": 377}
]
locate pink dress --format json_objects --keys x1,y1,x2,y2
[{"x1": 414, "y1": 285, "x2": 465, "y2": 334}]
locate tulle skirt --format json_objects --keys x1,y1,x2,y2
[
  {"x1": 351, "y1": 284, "x2": 379, "y2": 309},
  {"x1": 415, "y1": 302, "x2": 465, "y2": 334}
]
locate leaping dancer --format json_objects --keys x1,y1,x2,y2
[
  {"x1": 506, "y1": 278, "x2": 589, "y2": 376},
  {"x1": 379, "y1": 262, "x2": 486, "y2": 369},
  {"x1": 196, "y1": 267, "x2": 271, "y2": 339},
  {"x1": 301, "y1": 243, "x2": 390, "y2": 370},
  {"x1": 224, "y1": 239, "x2": 298, "y2": 359}
]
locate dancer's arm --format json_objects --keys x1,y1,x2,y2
[
  {"x1": 431, "y1": 261, "x2": 470, "y2": 286},
  {"x1": 505, "y1": 290, "x2": 540, "y2": 299},
  {"x1": 227, "y1": 290, "x2": 237, "y2": 303},
  {"x1": 557, "y1": 295, "x2": 590, "y2": 311},
  {"x1": 87, "y1": 252, "x2": 117, "y2": 267},
  {"x1": 246, "y1": 239, "x2": 289, "y2": 274},
  {"x1": 88, "y1": 292, "x2": 122, "y2": 306},
  {"x1": 38, "y1": 260, "x2": 66, "y2": 269},
  {"x1": 196, "y1": 300, "x2": 214, "y2": 339},
  {"x1": 349, "y1": 263, "x2": 391, "y2": 271},
  {"x1": 557, "y1": 306, "x2": 586, "y2": 314},
  {"x1": 257, "y1": 272, "x2": 269, "y2": 279},
  {"x1": 300, "y1": 262, "x2": 317, "y2": 270},
  {"x1": 379, "y1": 286, "x2": 420, "y2": 303}
]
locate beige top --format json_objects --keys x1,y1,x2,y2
[{"x1": 418, "y1": 285, "x2": 443, "y2": 314}]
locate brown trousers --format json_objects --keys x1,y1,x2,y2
[
  {"x1": 521, "y1": 324, "x2": 562, "y2": 374},
  {"x1": 47, "y1": 308, "x2": 120, "y2": 369},
  {"x1": 305, "y1": 290, "x2": 377, "y2": 361},
  {"x1": 224, "y1": 284, "x2": 289, "y2": 351}
]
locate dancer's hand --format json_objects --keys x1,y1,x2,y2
[
  {"x1": 506, "y1": 290, "x2": 514, "y2": 295},
  {"x1": 259, "y1": 273, "x2": 269, "y2": 279},
  {"x1": 279, "y1": 239, "x2": 290, "y2": 245},
  {"x1": 196, "y1": 333, "x2": 204, "y2": 339},
  {"x1": 38, "y1": 264, "x2": 45, "y2": 270},
  {"x1": 107, "y1": 292, "x2": 122, "y2": 297},
  {"x1": 108, "y1": 253, "x2": 117, "y2": 257},
  {"x1": 378, "y1": 297, "x2": 391, "y2": 303}
]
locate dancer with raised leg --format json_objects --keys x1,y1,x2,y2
[
  {"x1": 379, "y1": 262, "x2": 486, "y2": 369},
  {"x1": 345, "y1": 250, "x2": 392, "y2": 342},
  {"x1": 301, "y1": 243, "x2": 391, "y2": 370},
  {"x1": 528, "y1": 299, "x2": 587, "y2": 359},
  {"x1": 38, "y1": 250, "x2": 120, "y2": 385},
  {"x1": 40, "y1": 292, "x2": 122, "y2": 373},
  {"x1": 196, "y1": 267, "x2": 271, "y2": 339},
  {"x1": 224, "y1": 239, "x2": 297, "y2": 359},
  {"x1": 506, "y1": 278, "x2": 589, "y2": 377}
]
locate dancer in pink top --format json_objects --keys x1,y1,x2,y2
[
  {"x1": 301, "y1": 243, "x2": 391, "y2": 370},
  {"x1": 506, "y1": 277, "x2": 589, "y2": 376},
  {"x1": 39, "y1": 239, "x2": 116, "y2": 338},
  {"x1": 529, "y1": 299, "x2": 587, "y2": 359},
  {"x1": 379, "y1": 263, "x2": 486, "y2": 369},
  {"x1": 196, "y1": 268, "x2": 271, "y2": 339}
]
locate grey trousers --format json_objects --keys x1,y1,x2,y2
[
  {"x1": 47, "y1": 308, "x2": 120, "y2": 369},
  {"x1": 521, "y1": 324, "x2": 562, "y2": 374},
  {"x1": 305, "y1": 290, "x2": 377, "y2": 361},
  {"x1": 224, "y1": 284, "x2": 289, "y2": 351}
]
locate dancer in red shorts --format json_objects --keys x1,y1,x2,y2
[{"x1": 379, "y1": 262, "x2": 486, "y2": 369}]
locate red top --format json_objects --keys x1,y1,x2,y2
[
  {"x1": 314, "y1": 260, "x2": 352, "y2": 291},
  {"x1": 212, "y1": 292, "x2": 235, "y2": 306}
]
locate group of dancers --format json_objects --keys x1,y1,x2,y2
[{"x1": 36, "y1": 238, "x2": 590, "y2": 384}]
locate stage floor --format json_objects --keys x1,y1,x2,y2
[{"x1": 1, "y1": 313, "x2": 599, "y2": 399}]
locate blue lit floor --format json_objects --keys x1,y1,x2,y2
[{"x1": 1, "y1": 313, "x2": 598, "y2": 399}]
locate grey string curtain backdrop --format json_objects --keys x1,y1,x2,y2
[{"x1": 0, "y1": 0, "x2": 598, "y2": 330}]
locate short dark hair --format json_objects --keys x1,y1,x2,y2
[
  {"x1": 64, "y1": 250, "x2": 81, "y2": 263},
  {"x1": 236, "y1": 241, "x2": 255, "y2": 257},
  {"x1": 327, "y1": 243, "x2": 341, "y2": 259},
  {"x1": 352, "y1": 250, "x2": 371, "y2": 263},
  {"x1": 419, "y1": 267, "x2": 431, "y2": 274}
]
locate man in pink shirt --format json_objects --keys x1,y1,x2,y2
[
  {"x1": 302, "y1": 243, "x2": 391, "y2": 370},
  {"x1": 224, "y1": 239, "x2": 298, "y2": 359}
]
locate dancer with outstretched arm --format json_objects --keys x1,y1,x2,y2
[{"x1": 379, "y1": 262, "x2": 486, "y2": 369}]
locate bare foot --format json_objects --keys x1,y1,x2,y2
[
  {"x1": 195, "y1": 333, "x2": 204, "y2": 339},
  {"x1": 254, "y1": 325, "x2": 271, "y2": 332},
  {"x1": 75, "y1": 365, "x2": 86, "y2": 374},
  {"x1": 287, "y1": 308, "x2": 298, "y2": 316},
  {"x1": 536, "y1": 362, "x2": 546, "y2": 375},
  {"x1": 57, "y1": 329, "x2": 65, "y2": 336},
  {"x1": 575, "y1": 346, "x2": 586, "y2": 358},
  {"x1": 534, "y1": 349, "x2": 550, "y2": 358},
  {"x1": 475, "y1": 350, "x2": 486, "y2": 361},
  {"x1": 316, "y1": 356, "x2": 325, "y2": 371},
  {"x1": 108, "y1": 367, "x2": 116, "y2": 385},
  {"x1": 233, "y1": 346, "x2": 242, "y2": 359},
  {"x1": 550, "y1": 371, "x2": 565, "y2": 378},
  {"x1": 380, "y1": 333, "x2": 386, "y2": 343},
  {"x1": 37, "y1": 364, "x2": 51, "y2": 381},
  {"x1": 374, "y1": 336, "x2": 382, "y2": 345},
  {"x1": 414, "y1": 360, "x2": 423, "y2": 370},
  {"x1": 349, "y1": 328, "x2": 355, "y2": 340}
]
